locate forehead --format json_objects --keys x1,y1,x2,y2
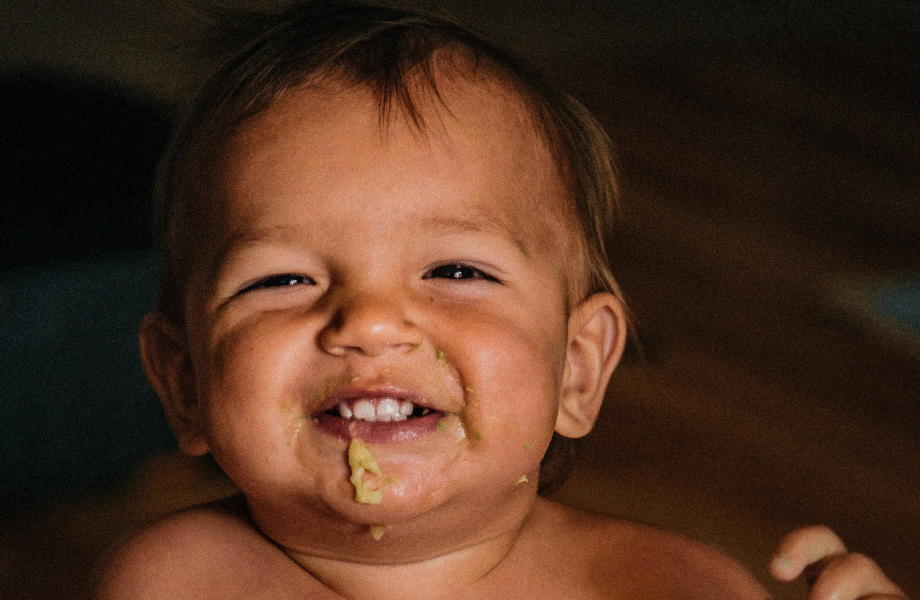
[
  {"x1": 196, "y1": 76, "x2": 579, "y2": 284},
  {"x1": 228, "y1": 77, "x2": 566, "y2": 207}
]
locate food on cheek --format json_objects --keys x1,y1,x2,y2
[{"x1": 348, "y1": 438, "x2": 385, "y2": 504}]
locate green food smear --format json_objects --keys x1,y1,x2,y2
[
  {"x1": 348, "y1": 439, "x2": 383, "y2": 504},
  {"x1": 437, "y1": 419, "x2": 446, "y2": 431},
  {"x1": 436, "y1": 349, "x2": 446, "y2": 365}
]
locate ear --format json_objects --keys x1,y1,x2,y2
[
  {"x1": 139, "y1": 312, "x2": 210, "y2": 456},
  {"x1": 555, "y1": 293, "x2": 628, "y2": 439}
]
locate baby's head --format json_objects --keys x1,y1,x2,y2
[{"x1": 144, "y1": 1, "x2": 627, "y2": 510}]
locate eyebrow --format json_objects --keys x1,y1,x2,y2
[
  {"x1": 415, "y1": 214, "x2": 532, "y2": 257},
  {"x1": 208, "y1": 212, "x2": 534, "y2": 278},
  {"x1": 208, "y1": 224, "x2": 302, "y2": 278}
]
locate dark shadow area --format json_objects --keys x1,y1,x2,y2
[
  {"x1": 0, "y1": 74, "x2": 168, "y2": 268},
  {"x1": 0, "y1": 74, "x2": 176, "y2": 506}
]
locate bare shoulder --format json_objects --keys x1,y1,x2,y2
[
  {"x1": 93, "y1": 495, "x2": 306, "y2": 600},
  {"x1": 528, "y1": 500, "x2": 770, "y2": 600}
]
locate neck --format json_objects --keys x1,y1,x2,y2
[
  {"x1": 252, "y1": 492, "x2": 542, "y2": 599},
  {"x1": 286, "y1": 527, "x2": 520, "y2": 600}
]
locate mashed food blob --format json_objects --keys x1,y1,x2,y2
[{"x1": 348, "y1": 439, "x2": 384, "y2": 504}]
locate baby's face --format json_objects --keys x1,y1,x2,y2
[{"x1": 178, "y1": 79, "x2": 580, "y2": 542}]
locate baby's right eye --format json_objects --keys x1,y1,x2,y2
[
  {"x1": 240, "y1": 274, "x2": 314, "y2": 294},
  {"x1": 423, "y1": 264, "x2": 498, "y2": 282}
]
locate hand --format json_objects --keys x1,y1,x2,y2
[{"x1": 770, "y1": 525, "x2": 908, "y2": 600}]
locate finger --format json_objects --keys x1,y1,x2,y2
[
  {"x1": 770, "y1": 525, "x2": 847, "y2": 582},
  {"x1": 806, "y1": 553, "x2": 905, "y2": 600}
]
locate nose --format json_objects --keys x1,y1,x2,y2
[{"x1": 319, "y1": 290, "x2": 423, "y2": 357}]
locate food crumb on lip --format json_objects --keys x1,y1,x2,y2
[
  {"x1": 516, "y1": 475, "x2": 528, "y2": 485},
  {"x1": 436, "y1": 349, "x2": 446, "y2": 365}
]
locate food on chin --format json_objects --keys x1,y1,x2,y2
[{"x1": 348, "y1": 438, "x2": 384, "y2": 504}]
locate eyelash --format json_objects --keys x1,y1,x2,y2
[
  {"x1": 240, "y1": 274, "x2": 314, "y2": 294},
  {"x1": 423, "y1": 264, "x2": 499, "y2": 282},
  {"x1": 238, "y1": 264, "x2": 496, "y2": 296}
]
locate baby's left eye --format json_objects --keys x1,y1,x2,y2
[{"x1": 423, "y1": 264, "x2": 497, "y2": 282}]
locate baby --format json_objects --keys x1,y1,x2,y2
[{"x1": 95, "y1": 2, "x2": 909, "y2": 599}]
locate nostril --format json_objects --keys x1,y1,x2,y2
[
  {"x1": 319, "y1": 329, "x2": 423, "y2": 357},
  {"x1": 318, "y1": 301, "x2": 423, "y2": 357}
]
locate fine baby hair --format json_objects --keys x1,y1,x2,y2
[{"x1": 154, "y1": 0, "x2": 626, "y2": 495}]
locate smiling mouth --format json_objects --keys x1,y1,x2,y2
[
  {"x1": 314, "y1": 389, "x2": 448, "y2": 443},
  {"x1": 324, "y1": 398, "x2": 434, "y2": 423}
]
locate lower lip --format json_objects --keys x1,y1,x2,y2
[{"x1": 313, "y1": 412, "x2": 444, "y2": 444}]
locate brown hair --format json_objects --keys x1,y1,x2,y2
[{"x1": 155, "y1": 0, "x2": 624, "y2": 495}]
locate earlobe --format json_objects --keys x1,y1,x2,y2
[
  {"x1": 556, "y1": 293, "x2": 628, "y2": 439},
  {"x1": 139, "y1": 312, "x2": 209, "y2": 456}
]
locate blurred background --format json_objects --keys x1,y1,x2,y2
[{"x1": 1, "y1": 1, "x2": 917, "y2": 598}]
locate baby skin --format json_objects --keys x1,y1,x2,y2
[{"x1": 95, "y1": 75, "x2": 909, "y2": 600}]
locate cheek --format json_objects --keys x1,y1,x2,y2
[
  {"x1": 436, "y1": 309, "x2": 568, "y2": 432},
  {"x1": 194, "y1": 316, "x2": 314, "y2": 444},
  {"x1": 190, "y1": 316, "x2": 341, "y2": 494},
  {"x1": 463, "y1": 342, "x2": 562, "y2": 486}
]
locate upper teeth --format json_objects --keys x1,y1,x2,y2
[{"x1": 339, "y1": 398, "x2": 421, "y2": 422}]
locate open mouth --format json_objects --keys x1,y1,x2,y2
[
  {"x1": 325, "y1": 398, "x2": 433, "y2": 423},
  {"x1": 314, "y1": 397, "x2": 444, "y2": 443}
]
